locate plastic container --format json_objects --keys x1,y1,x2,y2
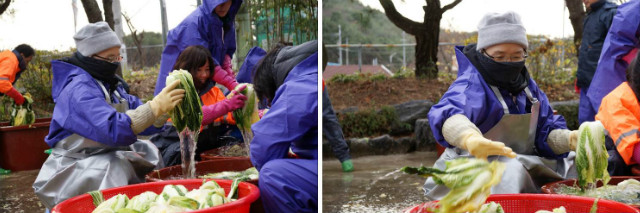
[
  {"x1": 403, "y1": 194, "x2": 640, "y2": 213},
  {"x1": 201, "y1": 146, "x2": 250, "y2": 161},
  {"x1": 0, "y1": 118, "x2": 52, "y2": 171},
  {"x1": 146, "y1": 158, "x2": 257, "y2": 186},
  {"x1": 51, "y1": 179, "x2": 260, "y2": 213},
  {"x1": 146, "y1": 159, "x2": 264, "y2": 213},
  {"x1": 541, "y1": 176, "x2": 640, "y2": 208}
]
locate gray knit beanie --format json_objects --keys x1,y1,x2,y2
[
  {"x1": 476, "y1": 11, "x2": 528, "y2": 50},
  {"x1": 74, "y1": 21, "x2": 121, "y2": 56}
]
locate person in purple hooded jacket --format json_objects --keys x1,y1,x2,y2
[
  {"x1": 32, "y1": 22, "x2": 185, "y2": 210},
  {"x1": 423, "y1": 11, "x2": 597, "y2": 200},
  {"x1": 585, "y1": 0, "x2": 640, "y2": 123},
  {"x1": 155, "y1": 0, "x2": 242, "y2": 95}
]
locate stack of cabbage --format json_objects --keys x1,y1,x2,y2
[
  {"x1": 199, "y1": 167, "x2": 259, "y2": 181},
  {"x1": 575, "y1": 121, "x2": 610, "y2": 190},
  {"x1": 227, "y1": 83, "x2": 259, "y2": 144},
  {"x1": 401, "y1": 158, "x2": 506, "y2": 213},
  {"x1": 10, "y1": 92, "x2": 35, "y2": 126},
  {"x1": 165, "y1": 70, "x2": 202, "y2": 132},
  {"x1": 90, "y1": 179, "x2": 241, "y2": 213}
]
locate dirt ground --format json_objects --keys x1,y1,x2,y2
[
  {"x1": 0, "y1": 170, "x2": 45, "y2": 213},
  {"x1": 326, "y1": 77, "x2": 578, "y2": 111}
]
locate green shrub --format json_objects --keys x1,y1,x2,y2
[
  {"x1": 554, "y1": 103, "x2": 579, "y2": 130},
  {"x1": 330, "y1": 73, "x2": 361, "y2": 83},
  {"x1": 338, "y1": 106, "x2": 404, "y2": 137},
  {"x1": 369, "y1": 73, "x2": 388, "y2": 82}
]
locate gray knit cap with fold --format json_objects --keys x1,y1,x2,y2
[
  {"x1": 74, "y1": 21, "x2": 121, "y2": 56},
  {"x1": 476, "y1": 11, "x2": 528, "y2": 50}
]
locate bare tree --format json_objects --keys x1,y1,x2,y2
[
  {"x1": 379, "y1": 0, "x2": 462, "y2": 78},
  {"x1": 0, "y1": 0, "x2": 12, "y2": 16},
  {"x1": 79, "y1": 0, "x2": 115, "y2": 30},
  {"x1": 102, "y1": 0, "x2": 114, "y2": 30},
  {"x1": 122, "y1": 13, "x2": 145, "y2": 70},
  {"x1": 565, "y1": 0, "x2": 585, "y2": 54}
]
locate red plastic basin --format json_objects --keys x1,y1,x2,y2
[
  {"x1": 52, "y1": 179, "x2": 260, "y2": 213},
  {"x1": 200, "y1": 146, "x2": 250, "y2": 161},
  {"x1": 541, "y1": 176, "x2": 640, "y2": 209},
  {"x1": 0, "y1": 117, "x2": 51, "y2": 171},
  {"x1": 404, "y1": 194, "x2": 639, "y2": 213},
  {"x1": 146, "y1": 158, "x2": 257, "y2": 186}
]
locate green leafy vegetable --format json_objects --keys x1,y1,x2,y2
[
  {"x1": 10, "y1": 93, "x2": 35, "y2": 126},
  {"x1": 401, "y1": 158, "x2": 506, "y2": 213},
  {"x1": 576, "y1": 121, "x2": 610, "y2": 190},
  {"x1": 125, "y1": 192, "x2": 157, "y2": 212},
  {"x1": 165, "y1": 70, "x2": 203, "y2": 132},
  {"x1": 228, "y1": 83, "x2": 259, "y2": 144}
]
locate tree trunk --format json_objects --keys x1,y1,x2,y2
[
  {"x1": 80, "y1": 0, "x2": 104, "y2": 23},
  {"x1": 379, "y1": 0, "x2": 461, "y2": 79},
  {"x1": 102, "y1": 0, "x2": 114, "y2": 30},
  {"x1": 565, "y1": 0, "x2": 585, "y2": 54},
  {"x1": 0, "y1": 0, "x2": 11, "y2": 16}
]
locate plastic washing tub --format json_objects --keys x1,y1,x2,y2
[
  {"x1": 51, "y1": 179, "x2": 259, "y2": 213},
  {"x1": 145, "y1": 158, "x2": 257, "y2": 186},
  {"x1": 541, "y1": 176, "x2": 640, "y2": 209},
  {"x1": 200, "y1": 146, "x2": 250, "y2": 161},
  {"x1": 403, "y1": 194, "x2": 639, "y2": 213},
  {"x1": 0, "y1": 117, "x2": 52, "y2": 171}
]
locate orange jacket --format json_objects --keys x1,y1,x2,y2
[
  {"x1": 201, "y1": 86, "x2": 235, "y2": 126},
  {"x1": 596, "y1": 82, "x2": 640, "y2": 165},
  {"x1": 0, "y1": 50, "x2": 21, "y2": 93}
]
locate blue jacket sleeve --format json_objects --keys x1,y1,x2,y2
[
  {"x1": 62, "y1": 82, "x2": 138, "y2": 147},
  {"x1": 249, "y1": 82, "x2": 318, "y2": 171},
  {"x1": 427, "y1": 72, "x2": 501, "y2": 148},
  {"x1": 587, "y1": 1, "x2": 640, "y2": 111}
]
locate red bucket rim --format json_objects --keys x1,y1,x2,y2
[
  {"x1": 51, "y1": 179, "x2": 260, "y2": 213},
  {"x1": 403, "y1": 193, "x2": 640, "y2": 213}
]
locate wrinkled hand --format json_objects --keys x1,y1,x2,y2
[
  {"x1": 149, "y1": 80, "x2": 185, "y2": 116},
  {"x1": 461, "y1": 131, "x2": 517, "y2": 160}
]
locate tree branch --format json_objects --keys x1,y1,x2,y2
[
  {"x1": 102, "y1": 0, "x2": 114, "y2": 30},
  {"x1": 80, "y1": 0, "x2": 104, "y2": 23},
  {"x1": 441, "y1": 0, "x2": 462, "y2": 12},
  {"x1": 378, "y1": 0, "x2": 424, "y2": 35},
  {"x1": 0, "y1": 0, "x2": 11, "y2": 16}
]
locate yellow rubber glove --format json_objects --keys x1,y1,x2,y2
[
  {"x1": 148, "y1": 80, "x2": 185, "y2": 117},
  {"x1": 459, "y1": 129, "x2": 517, "y2": 160}
]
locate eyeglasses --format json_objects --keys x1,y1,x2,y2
[
  {"x1": 93, "y1": 54, "x2": 123, "y2": 63},
  {"x1": 481, "y1": 49, "x2": 528, "y2": 62}
]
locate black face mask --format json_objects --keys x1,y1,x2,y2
[
  {"x1": 67, "y1": 52, "x2": 120, "y2": 90},
  {"x1": 476, "y1": 51, "x2": 529, "y2": 94}
]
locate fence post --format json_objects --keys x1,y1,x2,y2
[
  {"x1": 159, "y1": 0, "x2": 169, "y2": 47},
  {"x1": 338, "y1": 25, "x2": 342, "y2": 65},
  {"x1": 358, "y1": 46, "x2": 362, "y2": 73}
]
